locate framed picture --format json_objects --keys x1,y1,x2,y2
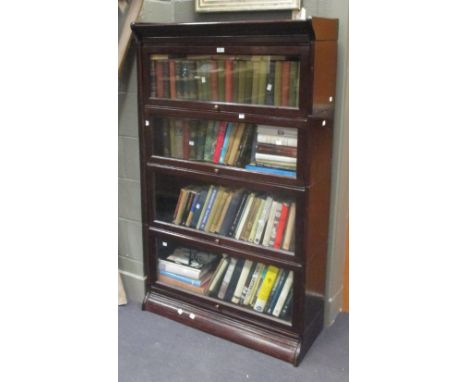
[{"x1": 195, "y1": 0, "x2": 301, "y2": 13}]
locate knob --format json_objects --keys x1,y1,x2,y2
[
  {"x1": 215, "y1": 304, "x2": 220, "y2": 309},
  {"x1": 214, "y1": 168, "x2": 219, "y2": 174},
  {"x1": 214, "y1": 104, "x2": 219, "y2": 110},
  {"x1": 214, "y1": 238, "x2": 220, "y2": 244},
  {"x1": 189, "y1": 313, "x2": 195, "y2": 320},
  {"x1": 177, "y1": 308, "x2": 183, "y2": 315}
]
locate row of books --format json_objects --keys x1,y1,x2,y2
[
  {"x1": 246, "y1": 125, "x2": 298, "y2": 177},
  {"x1": 158, "y1": 248, "x2": 293, "y2": 320},
  {"x1": 159, "y1": 119, "x2": 254, "y2": 166},
  {"x1": 150, "y1": 55, "x2": 299, "y2": 107},
  {"x1": 172, "y1": 185, "x2": 296, "y2": 252}
]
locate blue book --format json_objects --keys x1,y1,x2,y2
[
  {"x1": 189, "y1": 189, "x2": 208, "y2": 228},
  {"x1": 159, "y1": 270, "x2": 205, "y2": 286},
  {"x1": 219, "y1": 122, "x2": 234, "y2": 164},
  {"x1": 199, "y1": 187, "x2": 218, "y2": 230},
  {"x1": 245, "y1": 165, "x2": 296, "y2": 178},
  {"x1": 266, "y1": 269, "x2": 288, "y2": 315}
]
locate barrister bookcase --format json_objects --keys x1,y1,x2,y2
[{"x1": 131, "y1": 18, "x2": 338, "y2": 365}]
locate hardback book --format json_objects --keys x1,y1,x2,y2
[
  {"x1": 239, "y1": 196, "x2": 262, "y2": 242},
  {"x1": 217, "y1": 257, "x2": 238, "y2": 300},
  {"x1": 255, "y1": 143, "x2": 297, "y2": 158},
  {"x1": 175, "y1": 60, "x2": 183, "y2": 98},
  {"x1": 180, "y1": 190, "x2": 196, "y2": 225},
  {"x1": 161, "y1": 119, "x2": 171, "y2": 157},
  {"x1": 172, "y1": 120, "x2": 185, "y2": 159},
  {"x1": 237, "y1": 60, "x2": 246, "y2": 103},
  {"x1": 224, "y1": 59, "x2": 234, "y2": 102},
  {"x1": 195, "y1": 122, "x2": 207, "y2": 160},
  {"x1": 219, "y1": 122, "x2": 234, "y2": 164},
  {"x1": 272, "y1": 270, "x2": 294, "y2": 317},
  {"x1": 203, "y1": 121, "x2": 216, "y2": 161},
  {"x1": 213, "y1": 191, "x2": 233, "y2": 234},
  {"x1": 265, "y1": 60, "x2": 275, "y2": 106},
  {"x1": 191, "y1": 188, "x2": 209, "y2": 229},
  {"x1": 242, "y1": 263, "x2": 265, "y2": 306},
  {"x1": 213, "y1": 121, "x2": 228, "y2": 163},
  {"x1": 253, "y1": 265, "x2": 280, "y2": 312},
  {"x1": 244, "y1": 61, "x2": 254, "y2": 104},
  {"x1": 169, "y1": 59, "x2": 177, "y2": 99},
  {"x1": 209, "y1": 60, "x2": 218, "y2": 100},
  {"x1": 262, "y1": 201, "x2": 279, "y2": 246},
  {"x1": 156, "y1": 60, "x2": 164, "y2": 98},
  {"x1": 197, "y1": 186, "x2": 217, "y2": 230},
  {"x1": 279, "y1": 288, "x2": 293, "y2": 319},
  {"x1": 149, "y1": 60, "x2": 156, "y2": 97},
  {"x1": 231, "y1": 260, "x2": 254, "y2": 304},
  {"x1": 227, "y1": 191, "x2": 249, "y2": 237},
  {"x1": 207, "y1": 255, "x2": 229, "y2": 296},
  {"x1": 267, "y1": 202, "x2": 284, "y2": 247},
  {"x1": 256, "y1": 125, "x2": 298, "y2": 138},
  {"x1": 250, "y1": 266, "x2": 268, "y2": 307},
  {"x1": 225, "y1": 123, "x2": 246, "y2": 165},
  {"x1": 239, "y1": 261, "x2": 257, "y2": 303},
  {"x1": 217, "y1": 60, "x2": 225, "y2": 102},
  {"x1": 281, "y1": 202, "x2": 296, "y2": 251},
  {"x1": 219, "y1": 189, "x2": 245, "y2": 236},
  {"x1": 253, "y1": 196, "x2": 273, "y2": 245},
  {"x1": 245, "y1": 165, "x2": 296, "y2": 178},
  {"x1": 158, "y1": 269, "x2": 210, "y2": 287},
  {"x1": 280, "y1": 61, "x2": 291, "y2": 106},
  {"x1": 273, "y1": 202, "x2": 290, "y2": 248},
  {"x1": 234, "y1": 193, "x2": 255, "y2": 240},
  {"x1": 274, "y1": 60, "x2": 283, "y2": 106},
  {"x1": 257, "y1": 60, "x2": 269, "y2": 105},
  {"x1": 188, "y1": 122, "x2": 198, "y2": 160},
  {"x1": 232, "y1": 60, "x2": 239, "y2": 103},
  {"x1": 248, "y1": 198, "x2": 266, "y2": 243},
  {"x1": 288, "y1": 61, "x2": 299, "y2": 107},
  {"x1": 224, "y1": 258, "x2": 245, "y2": 301},
  {"x1": 162, "y1": 60, "x2": 170, "y2": 98},
  {"x1": 184, "y1": 189, "x2": 201, "y2": 227},
  {"x1": 200, "y1": 186, "x2": 220, "y2": 231},
  {"x1": 173, "y1": 188, "x2": 189, "y2": 225},
  {"x1": 223, "y1": 123, "x2": 239, "y2": 165},
  {"x1": 207, "y1": 188, "x2": 227, "y2": 233},
  {"x1": 265, "y1": 269, "x2": 287, "y2": 314},
  {"x1": 235, "y1": 124, "x2": 254, "y2": 167}
]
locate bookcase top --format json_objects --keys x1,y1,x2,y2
[{"x1": 131, "y1": 18, "x2": 338, "y2": 42}]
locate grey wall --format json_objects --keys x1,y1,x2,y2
[{"x1": 118, "y1": 0, "x2": 349, "y2": 324}]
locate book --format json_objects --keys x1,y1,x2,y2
[
  {"x1": 224, "y1": 258, "x2": 245, "y2": 301},
  {"x1": 256, "y1": 134, "x2": 297, "y2": 148},
  {"x1": 240, "y1": 196, "x2": 262, "y2": 242},
  {"x1": 273, "y1": 202, "x2": 290, "y2": 248},
  {"x1": 171, "y1": 120, "x2": 185, "y2": 159},
  {"x1": 156, "y1": 60, "x2": 164, "y2": 98},
  {"x1": 248, "y1": 198, "x2": 266, "y2": 243},
  {"x1": 251, "y1": 60, "x2": 260, "y2": 104},
  {"x1": 182, "y1": 121, "x2": 191, "y2": 160},
  {"x1": 244, "y1": 61, "x2": 254, "y2": 104},
  {"x1": 217, "y1": 257, "x2": 237, "y2": 300},
  {"x1": 199, "y1": 186, "x2": 219, "y2": 231},
  {"x1": 219, "y1": 122, "x2": 234, "y2": 164},
  {"x1": 255, "y1": 143, "x2": 297, "y2": 158},
  {"x1": 188, "y1": 121, "x2": 198, "y2": 160},
  {"x1": 253, "y1": 265, "x2": 279, "y2": 312},
  {"x1": 162, "y1": 60, "x2": 170, "y2": 98},
  {"x1": 217, "y1": 60, "x2": 225, "y2": 102},
  {"x1": 169, "y1": 59, "x2": 177, "y2": 99},
  {"x1": 265, "y1": 60, "x2": 275, "y2": 105},
  {"x1": 265, "y1": 269, "x2": 287, "y2": 314},
  {"x1": 207, "y1": 188, "x2": 227, "y2": 233},
  {"x1": 281, "y1": 61, "x2": 291, "y2": 106},
  {"x1": 232, "y1": 60, "x2": 239, "y2": 102},
  {"x1": 173, "y1": 188, "x2": 189, "y2": 225},
  {"x1": 234, "y1": 193, "x2": 255, "y2": 240},
  {"x1": 245, "y1": 165, "x2": 296, "y2": 178},
  {"x1": 274, "y1": 60, "x2": 282, "y2": 106},
  {"x1": 262, "y1": 201, "x2": 279, "y2": 246},
  {"x1": 207, "y1": 255, "x2": 229, "y2": 296},
  {"x1": 253, "y1": 196, "x2": 273, "y2": 244},
  {"x1": 267, "y1": 202, "x2": 284, "y2": 247},
  {"x1": 158, "y1": 269, "x2": 209, "y2": 287},
  {"x1": 237, "y1": 60, "x2": 246, "y2": 103},
  {"x1": 158, "y1": 273, "x2": 209, "y2": 294},
  {"x1": 219, "y1": 189, "x2": 245, "y2": 236},
  {"x1": 242, "y1": 263, "x2": 265, "y2": 306},
  {"x1": 159, "y1": 257, "x2": 214, "y2": 281},
  {"x1": 184, "y1": 190, "x2": 200, "y2": 227},
  {"x1": 288, "y1": 61, "x2": 299, "y2": 107},
  {"x1": 227, "y1": 191, "x2": 249, "y2": 237},
  {"x1": 203, "y1": 121, "x2": 217, "y2": 161},
  {"x1": 231, "y1": 260, "x2": 254, "y2": 304},
  {"x1": 255, "y1": 153, "x2": 297, "y2": 164},
  {"x1": 279, "y1": 288, "x2": 293, "y2": 319},
  {"x1": 272, "y1": 270, "x2": 294, "y2": 317},
  {"x1": 196, "y1": 186, "x2": 214, "y2": 229},
  {"x1": 250, "y1": 266, "x2": 268, "y2": 307},
  {"x1": 225, "y1": 123, "x2": 246, "y2": 165},
  {"x1": 239, "y1": 261, "x2": 257, "y2": 303},
  {"x1": 213, "y1": 190, "x2": 233, "y2": 234},
  {"x1": 180, "y1": 190, "x2": 196, "y2": 225},
  {"x1": 256, "y1": 125, "x2": 298, "y2": 138},
  {"x1": 195, "y1": 122, "x2": 207, "y2": 160},
  {"x1": 191, "y1": 188, "x2": 209, "y2": 229},
  {"x1": 257, "y1": 60, "x2": 269, "y2": 104},
  {"x1": 224, "y1": 59, "x2": 234, "y2": 102},
  {"x1": 149, "y1": 60, "x2": 156, "y2": 97},
  {"x1": 209, "y1": 60, "x2": 218, "y2": 100},
  {"x1": 213, "y1": 121, "x2": 228, "y2": 163},
  {"x1": 281, "y1": 202, "x2": 296, "y2": 251},
  {"x1": 235, "y1": 124, "x2": 254, "y2": 167}
]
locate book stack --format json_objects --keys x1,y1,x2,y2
[
  {"x1": 207, "y1": 255, "x2": 294, "y2": 320},
  {"x1": 161, "y1": 119, "x2": 255, "y2": 166},
  {"x1": 157, "y1": 247, "x2": 218, "y2": 294},
  {"x1": 246, "y1": 125, "x2": 298, "y2": 177},
  {"x1": 150, "y1": 55, "x2": 300, "y2": 108},
  {"x1": 172, "y1": 185, "x2": 296, "y2": 252}
]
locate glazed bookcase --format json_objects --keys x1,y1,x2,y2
[{"x1": 131, "y1": 18, "x2": 338, "y2": 366}]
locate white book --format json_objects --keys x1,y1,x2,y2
[
  {"x1": 256, "y1": 125, "x2": 298, "y2": 138},
  {"x1": 262, "y1": 201, "x2": 279, "y2": 246},
  {"x1": 207, "y1": 256, "x2": 229, "y2": 294},
  {"x1": 272, "y1": 271, "x2": 294, "y2": 317},
  {"x1": 256, "y1": 134, "x2": 298, "y2": 147},
  {"x1": 234, "y1": 193, "x2": 255, "y2": 240},
  {"x1": 217, "y1": 258, "x2": 237, "y2": 300},
  {"x1": 254, "y1": 197, "x2": 273, "y2": 245},
  {"x1": 231, "y1": 260, "x2": 253, "y2": 304},
  {"x1": 242, "y1": 263, "x2": 264, "y2": 306},
  {"x1": 158, "y1": 259, "x2": 208, "y2": 280},
  {"x1": 255, "y1": 153, "x2": 297, "y2": 164},
  {"x1": 248, "y1": 198, "x2": 265, "y2": 242}
]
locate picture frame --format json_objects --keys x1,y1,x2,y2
[{"x1": 195, "y1": 0, "x2": 301, "y2": 13}]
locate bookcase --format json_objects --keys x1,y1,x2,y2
[{"x1": 131, "y1": 18, "x2": 338, "y2": 366}]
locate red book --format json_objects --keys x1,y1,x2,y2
[
  {"x1": 182, "y1": 121, "x2": 191, "y2": 160},
  {"x1": 156, "y1": 61, "x2": 164, "y2": 98},
  {"x1": 281, "y1": 61, "x2": 291, "y2": 107},
  {"x1": 212, "y1": 122, "x2": 228, "y2": 163},
  {"x1": 274, "y1": 203, "x2": 290, "y2": 248},
  {"x1": 210, "y1": 60, "x2": 218, "y2": 100},
  {"x1": 255, "y1": 143, "x2": 297, "y2": 158},
  {"x1": 224, "y1": 60, "x2": 233, "y2": 102},
  {"x1": 169, "y1": 60, "x2": 177, "y2": 99}
]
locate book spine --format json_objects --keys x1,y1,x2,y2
[
  {"x1": 156, "y1": 61, "x2": 164, "y2": 98},
  {"x1": 190, "y1": 189, "x2": 208, "y2": 228},
  {"x1": 255, "y1": 153, "x2": 297, "y2": 164},
  {"x1": 265, "y1": 60, "x2": 275, "y2": 105},
  {"x1": 255, "y1": 144, "x2": 297, "y2": 157},
  {"x1": 248, "y1": 198, "x2": 265, "y2": 242},
  {"x1": 274, "y1": 60, "x2": 282, "y2": 106},
  {"x1": 173, "y1": 189, "x2": 188, "y2": 225},
  {"x1": 169, "y1": 59, "x2": 177, "y2": 99},
  {"x1": 219, "y1": 122, "x2": 233, "y2": 164},
  {"x1": 208, "y1": 122, "x2": 220, "y2": 162},
  {"x1": 253, "y1": 266, "x2": 279, "y2": 312},
  {"x1": 231, "y1": 260, "x2": 253, "y2": 304},
  {"x1": 265, "y1": 269, "x2": 287, "y2": 315},
  {"x1": 249, "y1": 266, "x2": 267, "y2": 307},
  {"x1": 150, "y1": 60, "x2": 156, "y2": 97},
  {"x1": 267, "y1": 203, "x2": 284, "y2": 247},
  {"x1": 217, "y1": 60, "x2": 225, "y2": 102},
  {"x1": 240, "y1": 197, "x2": 261, "y2": 242},
  {"x1": 244, "y1": 61, "x2": 253, "y2": 104},
  {"x1": 224, "y1": 59, "x2": 233, "y2": 102},
  {"x1": 239, "y1": 262, "x2": 257, "y2": 303},
  {"x1": 281, "y1": 61, "x2": 291, "y2": 106},
  {"x1": 184, "y1": 192, "x2": 200, "y2": 227},
  {"x1": 234, "y1": 193, "x2": 255, "y2": 240},
  {"x1": 180, "y1": 191, "x2": 195, "y2": 225},
  {"x1": 206, "y1": 189, "x2": 225, "y2": 233},
  {"x1": 251, "y1": 60, "x2": 260, "y2": 104},
  {"x1": 273, "y1": 203, "x2": 290, "y2": 248},
  {"x1": 224, "y1": 258, "x2": 244, "y2": 301},
  {"x1": 227, "y1": 192, "x2": 248, "y2": 237},
  {"x1": 242, "y1": 263, "x2": 264, "y2": 306},
  {"x1": 196, "y1": 186, "x2": 214, "y2": 229},
  {"x1": 281, "y1": 202, "x2": 296, "y2": 251},
  {"x1": 272, "y1": 270, "x2": 294, "y2": 317},
  {"x1": 257, "y1": 60, "x2": 268, "y2": 105},
  {"x1": 212, "y1": 123, "x2": 227, "y2": 163},
  {"x1": 235, "y1": 124, "x2": 253, "y2": 167},
  {"x1": 162, "y1": 60, "x2": 170, "y2": 98},
  {"x1": 209, "y1": 60, "x2": 218, "y2": 100},
  {"x1": 158, "y1": 270, "x2": 203, "y2": 286},
  {"x1": 256, "y1": 134, "x2": 298, "y2": 148},
  {"x1": 218, "y1": 191, "x2": 242, "y2": 236},
  {"x1": 245, "y1": 165, "x2": 296, "y2": 178},
  {"x1": 207, "y1": 256, "x2": 229, "y2": 296},
  {"x1": 232, "y1": 60, "x2": 239, "y2": 103},
  {"x1": 182, "y1": 121, "x2": 191, "y2": 160},
  {"x1": 199, "y1": 187, "x2": 219, "y2": 231},
  {"x1": 262, "y1": 201, "x2": 278, "y2": 246},
  {"x1": 253, "y1": 197, "x2": 273, "y2": 244},
  {"x1": 279, "y1": 288, "x2": 293, "y2": 319},
  {"x1": 217, "y1": 258, "x2": 237, "y2": 300},
  {"x1": 288, "y1": 61, "x2": 299, "y2": 107},
  {"x1": 213, "y1": 191, "x2": 232, "y2": 234}
]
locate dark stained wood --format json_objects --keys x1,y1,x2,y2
[{"x1": 133, "y1": 18, "x2": 338, "y2": 366}]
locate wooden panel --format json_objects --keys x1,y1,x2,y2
[{"x1": 342, "y1": 222, "x2": 349, "y2": 312}]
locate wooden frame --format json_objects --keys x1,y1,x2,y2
[
  {"x1": 131, "y1": 18, "x2": 338, "y2": 366},
  {"x1": 195, "y1": 0, "x2": 301, "y2": 13}
]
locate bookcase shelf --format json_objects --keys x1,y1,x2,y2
[{"x1": 132, "y1": 18, "x2": 338, "y2": 366}]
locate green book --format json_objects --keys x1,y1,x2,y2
[
  {"x1": 265, "y1": 61, "x2": 275, "y2": 106},
  {"x1": 172, "y1": 120, "x2": 184, "y2": 159},
  {"x1": 237, "y1": 61, "x2": 247, "y2": 103},
  {"x1": 232, "y1": 60, "x2": 239, "y2": 103},
  {"x1": 217, "y1": 60, "x2": 225, "y2": 102},
  {"x1": 161, "y1": 119, "x2": 171, "y2": 157},
  {"x1": 175, "y1": 60, "x2": 183, "y2": 99},
  {"x1": 196, "y1": 122, "x2": 207, "y2": 160},
  {"x1": 203, "y1": 121, "x2": 215, "y2": 161},
  {"x1": 288, "y1": 61, "x2": 299, "y2": 107},
  {"x1": 188, "y1": 121, "x2": 198, "y2": 160},
  {"x1": 244, "y1": 61, "x2": 253, "y2": 104},
  {"x1": 186, "y1": 61, "x2": 197, "y2": 100},
  {"x1": 274, "y1": 60, "x2": 282, "y2": 106},
  {"x1": 257, "y1": 60, "x2": 268, "y2": 105},
  {"x1": 196, "y1": 61, "x2": 210, "y2": 101},
  {"x1": 251, "y1": 60, "x2": 261, "y2": 105}
]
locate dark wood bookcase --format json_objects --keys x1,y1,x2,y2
[{"x1": 131, "y1": 18, "x2": 338, "y2": 366}]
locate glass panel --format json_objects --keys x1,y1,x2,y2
[
  {"x1": 156, "y1": 239, "x2": 294, "y2": 324},
  {"x1": 149, "y1": 54, "x2": 300, "y2": 108},
  {"x1": 151, "y1": 116, "x2": 298, "y2": 178},
  {"x1": 153, "y1": 175, "x2": 296, "y2": 254}
]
